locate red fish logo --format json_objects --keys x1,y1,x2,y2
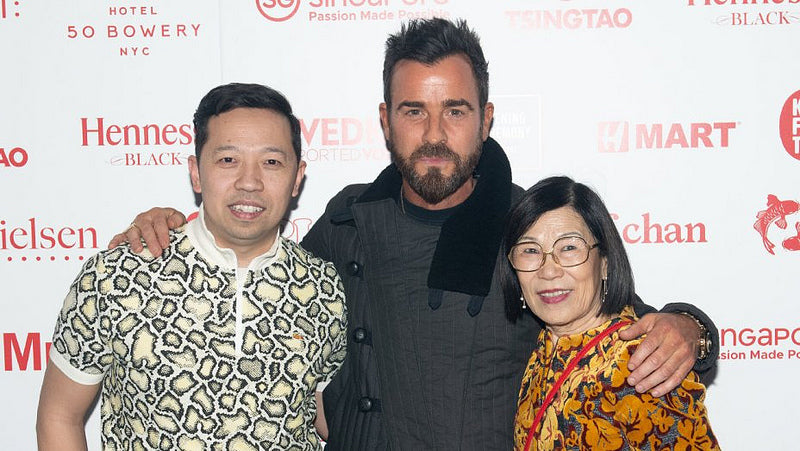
[
  {"x1": 782, "y1": 222, "x2": 800, "y2": 251},
  {"x1": 754, "y1": 194, "x2": 800, "y2": 254}
]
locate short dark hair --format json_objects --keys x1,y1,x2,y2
[
  {"x1": 383, "y1": 18, "x2": 489, "y2": 111},
  {"x1": 193, "y1": 83, "x2": 302, "y2": 162},
  {"x1": 500, "y1": 176, "x2": 636, "y2": 323}
]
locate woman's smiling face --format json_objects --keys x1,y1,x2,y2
[{"x1": 515, "y1": 206, "x2": 609, "y2": 337}]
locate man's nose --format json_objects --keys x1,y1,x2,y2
[
  {"x1": 423, "y1": 114, "x2": 447, "y2": 144},
  {"x1": 234, "y1": 163, "x2": 264, "y2": 191}
]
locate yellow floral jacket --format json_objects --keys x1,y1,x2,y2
[{"x1": 513, "y1": 306, "x2": 719, "y2": 450}]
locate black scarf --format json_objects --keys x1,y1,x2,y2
[{"x1": 354, "y1": 137, "x2": 512, "y2": 315}]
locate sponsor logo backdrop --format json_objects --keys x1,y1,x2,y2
[{"x1": 1, "y1": 0, "x2": 797, "y2": 448}]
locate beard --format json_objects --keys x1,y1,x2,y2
[{"x1": 389, "y1": 138, "x2": 482, "y2": 205}]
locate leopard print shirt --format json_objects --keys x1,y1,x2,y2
[{"x1": 50, "y1": 220, "x2": 347, "y2": 451}]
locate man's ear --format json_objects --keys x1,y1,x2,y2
[
  {"x1": 481, "y1": 102, "x2": 494, "y2": 141},
  {"x1": 292, "y1": 161, "x2": 306, "y2": 198},
  {"x1": 379, "y1": 103, "x2": 390, "y2": 142},
  {"x1": 189, "y1": 155, "x2": 201, "y2": 194}
]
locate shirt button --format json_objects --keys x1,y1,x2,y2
[
  {"x1": 353, "y1": 327, "x2": 367, "y2": 343},
  {"x1": 358, "y1": 397, "x2": 373, "y2": 412},
  {"x1": 346, "y1": 261, "x2": 361, "y2": 276}
]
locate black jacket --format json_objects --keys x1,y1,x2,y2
[{"x1": 301, "y1": 138, "x2": 717, "y2": 450}]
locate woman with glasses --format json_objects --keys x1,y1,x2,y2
[{"x1": 500, "y1": 176, "x2": 718, "y2": 451}]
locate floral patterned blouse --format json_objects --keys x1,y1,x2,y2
[{"x1": 513, "y1": 306, "x2": 719, "y2": 450}]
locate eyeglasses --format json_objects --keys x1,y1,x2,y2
[{"x1": 508, "y1": 236, "x2": 599, "y2": 272}]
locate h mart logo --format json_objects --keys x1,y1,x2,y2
[{"x1": 598, "y1": 121, "x2": 736, "y2": 152}]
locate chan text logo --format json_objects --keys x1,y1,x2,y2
[
  {"x1": 611, "y1": 212, "x2": 707, "y2": 244},
  {"x1": 598, "y1": 121, "x2": 736, "y2": 152}
]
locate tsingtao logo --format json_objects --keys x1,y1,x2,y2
[
  {"x1": 753, "y1": 194, "x2": 800, "y2": 255},
  {"x1": 779, "y1": 90, "x2": 800, "y2": 161},
  {"x1": 506, "y1": 6, "x2": 633, "y2": 30},
  {"x1": 256, "y1": 0, "x2": 302, "y2": 22},
  {"x1": 0, "y1": 146, "x2": 28, "y2": 168}
]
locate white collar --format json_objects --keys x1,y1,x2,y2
[{"x1": 186, "y1": 204, "x2": 282, "y2": 271}]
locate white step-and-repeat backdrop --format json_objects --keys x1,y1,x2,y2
[{"x1": 2, "y1": 1, "x2": 798, "y2": 449}]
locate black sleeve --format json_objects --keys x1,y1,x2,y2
[
  {"x1": 301, "y1": 185, "x2": 364, "y2": 262},
  {"x1": 630, "y1": 295, "x2": 718, "y2": 385}
]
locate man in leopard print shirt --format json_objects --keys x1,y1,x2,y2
[{"x1": 36, "y1": 83, "x2": 347, "y2": 451}]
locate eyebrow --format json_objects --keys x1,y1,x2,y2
[
  {"x1": 396, "y1": 98, "x2": 475, "y2": 111},
  {"x1": 396, "y1": 101, "x2": 424, "y2": 109},
  {"x1": 443, "y1": 98, "x2": 474, "y2": 110},
  {"x1": 212, "y1": 145, "x2": 288, "y2": 156},
  {"x1": 517, "y1": 232, "x2": 584, "y2": 244}
]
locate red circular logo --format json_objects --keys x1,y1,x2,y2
[
  {"x1": 256, "y1": 0, "x2": 301, "y2": 22},
  {"x1": 779, "y1": 89, "x2": 800, "y2": 161}
]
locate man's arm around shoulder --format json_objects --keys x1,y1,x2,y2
[{"x1": 622, "y1": 295, "x2": 719, "y2": 396}]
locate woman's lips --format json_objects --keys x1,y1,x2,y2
[{"x1": 537, "y1": 289, "x2": 571, "y2": 305}]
